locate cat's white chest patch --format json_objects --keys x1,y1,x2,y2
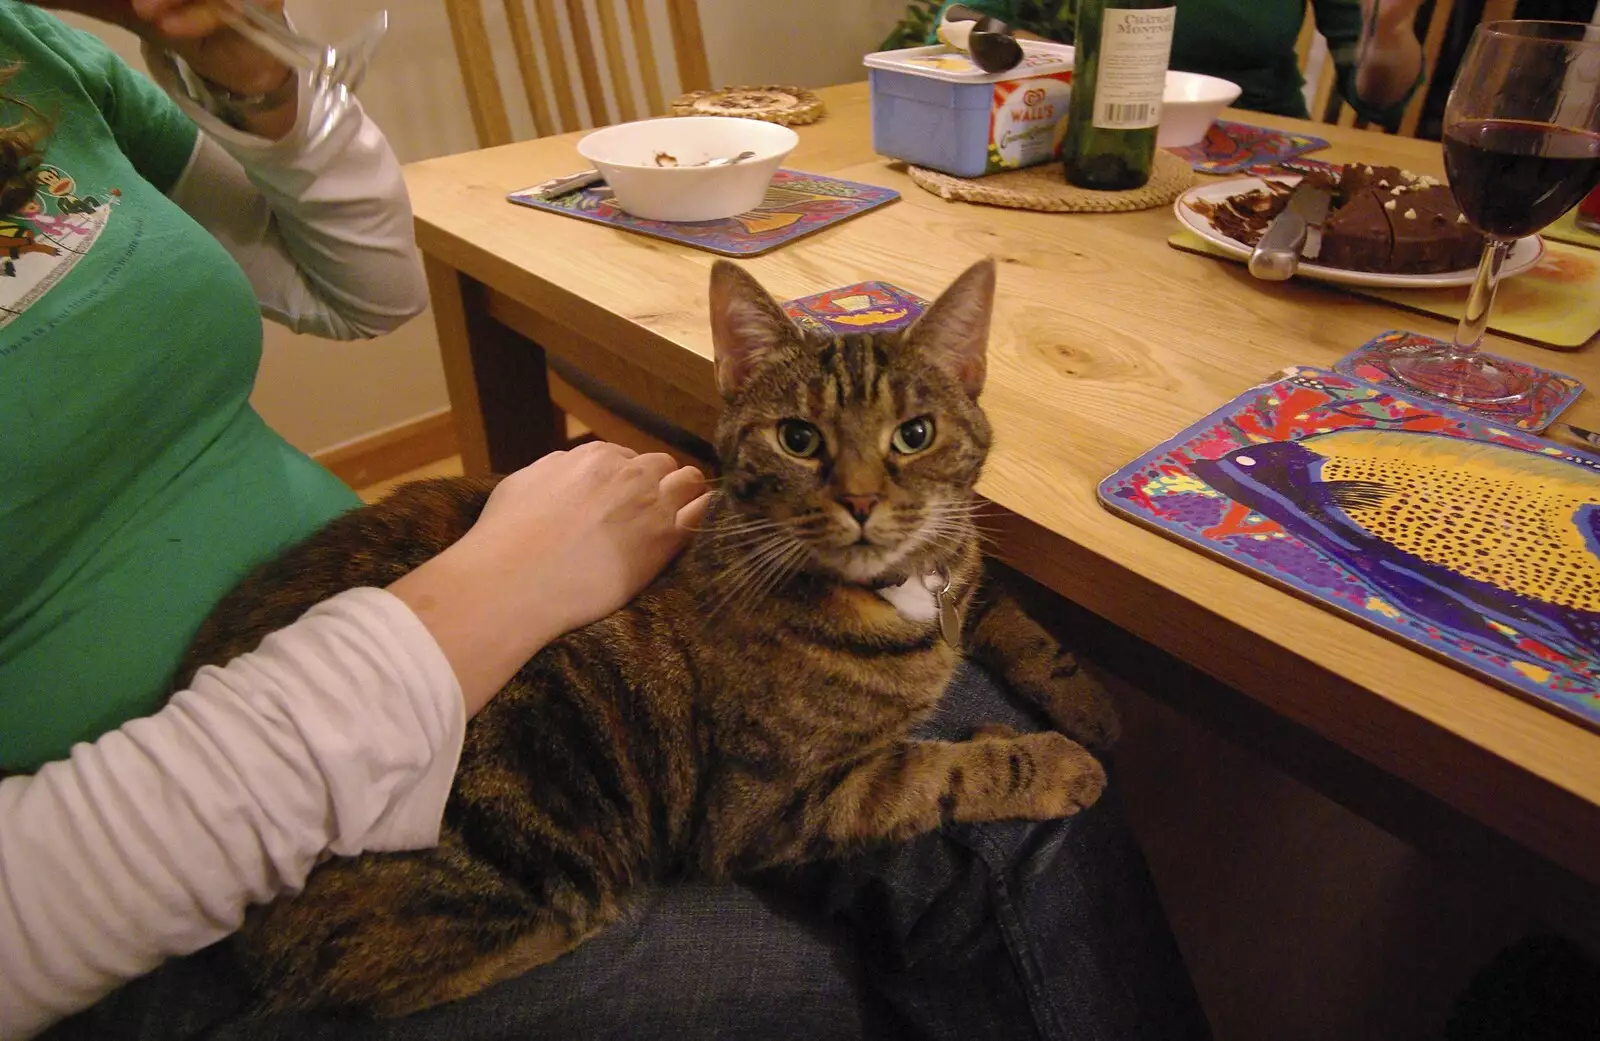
[
  {"x1": 875, "y1": 575, "x2": 941, "y2": 622},
  {"x1": 874, "y1": 572, "x2": 963, "y2": 646}
]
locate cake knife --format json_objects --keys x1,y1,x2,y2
[{"x1": 1248, "y1": 181, "x2": 1333, "y2": 281}]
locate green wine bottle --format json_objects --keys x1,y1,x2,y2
[{"x1": 1061, "y1": 0, "x2": 1177, "y2": 191}]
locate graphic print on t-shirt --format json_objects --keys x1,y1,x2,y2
[{"x1": 0, "y1": 162, "x2": 118, "y2": 330}]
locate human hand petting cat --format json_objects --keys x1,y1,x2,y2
[{"x1": 390, "y1": 443, "x2": 710, "y2": 717}]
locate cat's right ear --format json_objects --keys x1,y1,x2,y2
[
  {"x1": 710, "y1": 260, "x2": 793, "y2": 400},
  {"x1": 908, "y1": 257, "x2": 996, "y2": 400}
]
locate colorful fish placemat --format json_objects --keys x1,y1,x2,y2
[
  {"x1": 1099, "y1": 368, "x2": 1600, "y2": 731},
  {"x1": 782, "y1": 282, "x2": 930, "y2": 336},
  {"x1": 1543, "y1": 207, "x2": 1600, "y2": 252},
  {"x1": 1168, "y1": 231, "x2": 1600, "y2": 350},
  {"x1": 1334, "y1": 330, "x2": 1584, "y2": 432},
  {"x1": 506, "y1": 170, "x2": 900, "y2": 258},
  {"x1": 1167, "y1": 120, "x2": 1330, "y2": 175}
]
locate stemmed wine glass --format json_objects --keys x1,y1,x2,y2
[{"x1": 1388, "y1": 21, "x2": 1600, "y2": 405}]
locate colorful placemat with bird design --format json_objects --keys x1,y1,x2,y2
[
  {"x1": 1334, "y1": 331, "x2": 1584, "y2": 432},
  {"x1": 1099, "y1": 368, "x2": 1600, "y2": 731},
  {"x1": 506, "y1": 170, "x2": 899, "y2": 258},
  {"x1": 1168, "y1": 232, "x2": 1600, "y2": 351},
  {"x1": 781, "y1": 282, "x2": 930, "y2": 336},
  {"x1": 1167, "y1": 120, "x2": 1330, "y2": 175}
]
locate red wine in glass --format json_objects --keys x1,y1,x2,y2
[
  {"x1": 1389, "y1": 21, "x2": 1600, "y2": 406},
  {"x1": 1444, "y1": 119, "x2": 1600, "y2": 238}
]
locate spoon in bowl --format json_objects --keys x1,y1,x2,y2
[
  {"x1": 523, "y1": 151, "x2": 759, "y2": 202},
  {"x1": 696, "y1": 151, "x2": 756, "y2": 167}
]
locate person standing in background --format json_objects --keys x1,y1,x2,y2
[{"x1": 886, "y1": 0, "x2": 1426, "y2": 126}]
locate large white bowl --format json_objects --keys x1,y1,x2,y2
[
  {"x1": 1158, "y1": 71, "x2": 1243, "y2": 148},
  {"x1": 576, "y1": 116, "x2": 799, "y2": 222}
]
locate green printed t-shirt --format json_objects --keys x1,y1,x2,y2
[{"x1": 0, "y1": 4, "x2": 359, "y2": 770}]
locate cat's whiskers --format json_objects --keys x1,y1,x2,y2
[
  {"x1": 709, "y1": 515, "x2": 828, "y2": 552},
  {"x1": 696, "y1": 513, "x2": 816, "y2": 543},
  {"x1": 729, "y1": 539, "x2": 810, "y2": 615},
  {"x1": 708, "y1": 531, "x2": 808, "y2": 617},
  {"x1": 744, "y1": 542, "x2": 810, "y2": 612},
  {"x1": 885, "y1": 502, "x2": 988, "y2": 570}
]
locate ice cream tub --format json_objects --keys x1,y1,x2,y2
[{"x1": 863, "y1": 42, "x2": 1074, "y2": 179}]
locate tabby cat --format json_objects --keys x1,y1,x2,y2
[{"x1": 180, "y1": 258, "x2": 1118, "y2": 1016}]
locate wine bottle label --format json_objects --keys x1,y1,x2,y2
[{"x1": 1092, "y1": 6, "x2": 1176, "y2": 131}]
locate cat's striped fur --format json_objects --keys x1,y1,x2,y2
[{"x1": 178, "y1": 259, "x2": 1116, "y2": 1016}]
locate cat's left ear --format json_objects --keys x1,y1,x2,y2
[
  {"x1": 710, "y1": 260, "x2": 795, "y2": 400},
  {"x1": 907, "y1": 258, "x2": 995, "y2": 399}
]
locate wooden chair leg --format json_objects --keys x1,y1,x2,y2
[{"x1": 424, "y1": 254, "x2": 566, "y2": 476}]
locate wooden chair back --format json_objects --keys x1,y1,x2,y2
[
  {"x1": 1297, "y1": 0, "x2": 1517, "y2": 138},
  {"x1": 444, "y1": 0, "x2": 713, "y2": 147}
]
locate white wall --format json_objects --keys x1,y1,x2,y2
[{"x1": 63, "y1": 0, "x2": 908, "y2": 453}]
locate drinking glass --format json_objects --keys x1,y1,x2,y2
[
  {"x1": 219, "y1": 0, "x2": 389, "y2": 95},
  {"x1": 1389, "y1": 21, "x2": 1600, "y2": 405}
]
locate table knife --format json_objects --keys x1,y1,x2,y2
[
  {"x1": 1248, "y1": 181, "x2": 1333, "y2": 282},
  {"x1": 523, "y1": 169, "x2": 605, "y2": 201},
  {"x1": 1551, "y1": 422, "x2": 1600, "y2": 451}
]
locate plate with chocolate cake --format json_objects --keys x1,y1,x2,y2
[{"x1": 1175, "y1": 163, "x2": 1544, "y2": 288}]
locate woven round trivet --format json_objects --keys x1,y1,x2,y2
[
  {"x1": 908, "y1": 149, "x2": 1194, "y2": 213},
  {"x1": 668, "y1": 85, "x2": 826, "y2": 126}
]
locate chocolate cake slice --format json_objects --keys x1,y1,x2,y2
[
  {"x1": 1339, "y1": 163, "x2": 1408, "y2": 198},
  {"x1": 1389, "y1": 184, "x2": 1485, "y2": 272},
  {"x1": 1318, "y1": 188, "x2": 1393, "y2": 272},
  {"x1": 1200, "y1": 163, "x2": 1486, "y2": 275}
]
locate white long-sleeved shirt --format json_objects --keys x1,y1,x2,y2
[
  {"x1": 0, "y1": 589, "x2": 464, "y2": 1039},
  {"x1": 146, "y1": 41, "x2": 429, "y2": 340}
]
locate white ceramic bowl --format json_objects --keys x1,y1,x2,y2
[
  {"x1": 1158, "y1": 71, "x2": 1243, "y2": 148},
  {"x1": 576, "y1": 116, "x2": 799, "y2": 222}
]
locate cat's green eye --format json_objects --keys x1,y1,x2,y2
[
  {"x1": 777, "y1": 419, "x2": 823, "y2": 459},
  {"x1": 891, "y1": 416, "x2": 936, "y2": 455}
]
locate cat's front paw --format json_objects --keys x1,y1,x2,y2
[
  {"x1": 1006, "y1": 731, "x2": 1106, "y2": 820},
  {"x1": 1020, "y1": 654, "x2": 1120, "y2": 753}
]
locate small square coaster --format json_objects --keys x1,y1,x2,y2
[
  {"x1": 506, "y1": 170, "x2": 899, "y2": 258},
  {"x1": 782, "y1": 282, "x2": 930, "y2": 336},
  {"x1": 1335, "y1": 330, "x2": 1584, "y2": 431},
  {"x1": 1168, "y1": 120, "x2": 1330, "y2": 174}
]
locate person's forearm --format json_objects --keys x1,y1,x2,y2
[
  {"x1": 222, "y1": 70, "x2": 300, "y2": 141},
  {"x1": 1355, "y1": 24, "x2": 1423, "y2": 109},
  {"x1": 0, "y1": 589, "x2": 464, "y2": 1038},
  {"x1": 152, "y1": 49, "x2": 430, "y2": 340},
  {"x1": 389, "y1": 537, "x2": 567, "y2": 718}
]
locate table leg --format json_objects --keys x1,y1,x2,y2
[{"x1": 424, "y1": 253, "x2": 566, "y2": 476}]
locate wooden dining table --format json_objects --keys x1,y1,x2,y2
[{"x1": 404, "y1": 81, "x2": 1600, "y2": 909}]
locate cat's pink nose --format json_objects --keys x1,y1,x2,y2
[{"x1": 837, "y1": 494, "x2": 880, "y2": 524}]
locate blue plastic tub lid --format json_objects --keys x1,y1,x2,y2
[{"x1": 863, "y1": 42, "x2": 1074, "y2": 84}]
